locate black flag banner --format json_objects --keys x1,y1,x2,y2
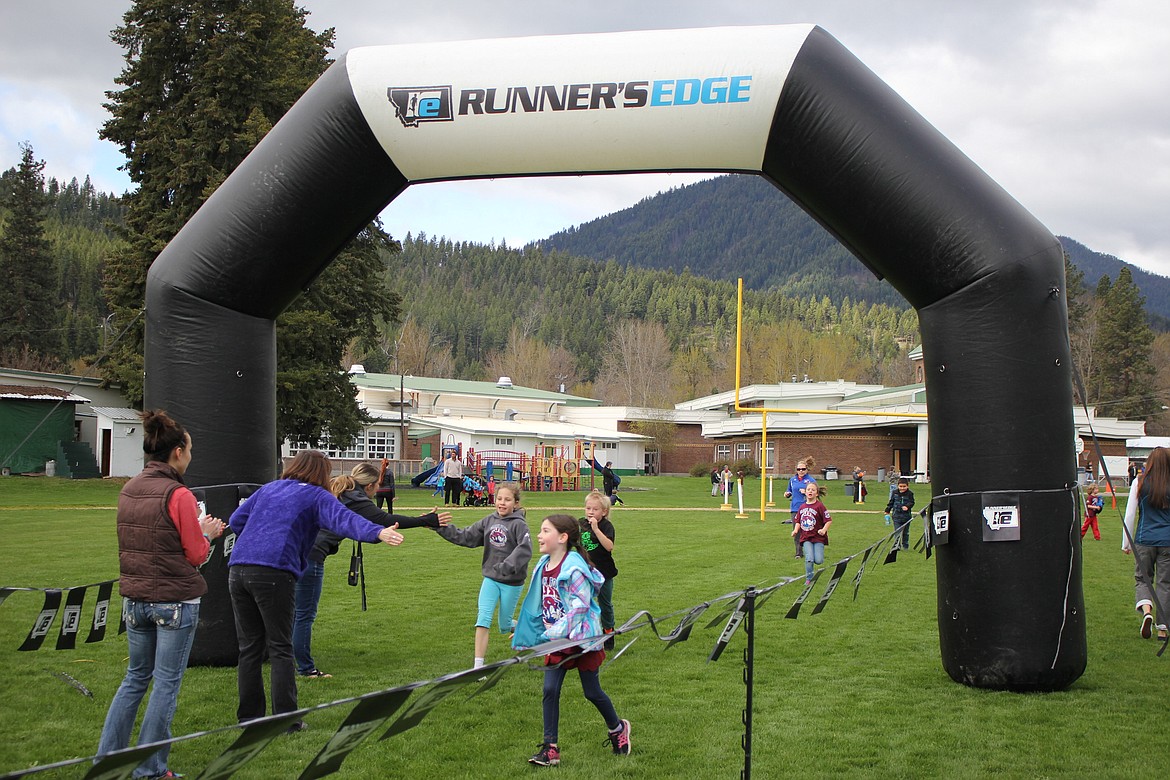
[
  {"x1": 18, "y1": 589, "x2": 62, "y2": 652},
  {"x1": 2, "y1": 527, "x2": 912, "y2": 780},
  {"x1": 196, "y1": 712, "x2": 307, "y2": 780},
  {"x1": 55, "y1": 587, "x2": 87, "y2": 650},
  {"x1": 86, "y1": 581, "x2": 114, "y2": 644},
  {"x1": 380, "y1": 664, "x2": 513, "y2": 741},
  {"x1": 0, "y1": 580, "x2": 119, "y2": 651},
  {"x1": 299, "y1": 687, "x2": 415, "y2": 780},
  {"x1": 811, "y1": 560, "x2": 850, "y2": 616}
]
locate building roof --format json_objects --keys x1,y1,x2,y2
[
  {"x1": 351, "y1": 372, "x2": 601, "y2": 406},
  {"x1": 409, "y1": 414, "x2": 647, "y2": 442},
  {"x1": 85, "y1": 407, "x2": 142, "y2": 423},
  {"x1": 0, "y1": 384, "x2": 88, "y2": 402}
]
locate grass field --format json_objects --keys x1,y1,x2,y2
[{"x1": 1, "y1": 474, "x2": 1167, "y2": 779}]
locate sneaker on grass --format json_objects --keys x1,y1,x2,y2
[
  {"x1": 604, "y1": 719, "x2": 632, "y2": 755},
  {"x1": 528, "y1": 743, "x2": 560, "y2": 766}
]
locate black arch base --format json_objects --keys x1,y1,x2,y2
[{"x1": 146, "y1": 25, "x2": 1084, "y2": 688}]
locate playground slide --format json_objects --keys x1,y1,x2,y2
[{"x1": 410, "y1": 464, "x2": 439, "y2": 487}]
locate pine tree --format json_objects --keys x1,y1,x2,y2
[
  {"x1": 0, "y1": 143, "x2": 58, "y2": 363},
  {"x1": 97, "y1": 0, "x2": 398, "y2": 443},
  {"x1": 1093, "y1": 267, "x2": 1158, "y2": 419}
]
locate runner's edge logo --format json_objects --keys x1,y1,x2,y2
[
  {"x1": 387, "y1": 86, "x2": 455, "y2": 128},
  {"x1": 387, "y1": 76, "x2": 752, "y2": 128}
]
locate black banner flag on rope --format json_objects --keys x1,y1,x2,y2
[
  {"x1": 55, "y1": 587, "x2": 87, "y2": 650},
  {"x1": 86, "y1": 581, "x2": 114, "y2": 644},
  {"x1": 196, "y1": 712, "x2": 306, "y2": 780},
  {"x1": 3, "y1": 526, "x2": 915, "y2": 780},
  {"x1": 18, "y1": 590, "x2": 61, "y2": 652},
  {"x1": 811, "y1": 560, "x2": 850, "y2": 616},
  {"x1": 299, "y1": 688, "x2": 415, "y2": 780}
]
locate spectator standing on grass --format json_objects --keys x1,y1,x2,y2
[
  {"x1": 227, "y1": 450, "x2": 404, "y2": 731},
  {"x1": 442, "y1": 450, "x2": 464, "y2": 507},
  {"x1": 579, "y1": 490, "x2": 619, "y2": 649},
  {"x1": 852, "y1": 466, "x2": 867, "y2": 504},
  {"x1": 1080, "y1": 484, "x2": 1103, "y2": 541},
  {"x1": 434, "y1": 482, "x2": 532, "y2": 670},
  {"x1": 784, "y1": 458, "x2": 817, "y2": 559},
  {"x1": 97, "y1": 410, "x2": 226, "y2": 780},
  {"x1": 885, "y1": 477, "x2": 916, "y2": 550},
  {"x1": 792, "y1": 482, "x2": 832, "y2": 584},
  {"x1": 514, "y1": 514, "x2": 632, "y2": 767},
  {"x1": 721, "y1": 464, "x2": 734, "y2": 498},
  {"x1": 1121, "y1": 446, "x2": 1170, "y2": 642},
  {"x1": 374, "y1": 457, "x2": 395, "y2": 511},
  {"x1": 711, "y1": 466, "x2": 721, "y2": 497},
  {"x1": 293, "y1": 463, "x2": 451, "y2": 679}
]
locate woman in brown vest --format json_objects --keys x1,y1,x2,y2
[{"x1": 97, "y1": 410, "x2": 226, "y2": 780}]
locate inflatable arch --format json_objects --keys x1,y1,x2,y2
[{"x1": 146, "y1": 25, "x2": 1083, "y2": 690}]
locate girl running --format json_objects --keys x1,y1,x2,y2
[{"x1": 514, "y1": 514, "x2": 631, "y2": 767}]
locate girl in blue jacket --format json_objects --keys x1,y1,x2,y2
[{"x1": 513, "y1": 514, "x2": 631, "y2": 767}]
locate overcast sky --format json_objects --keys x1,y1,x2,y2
[{"x1": 2, "y1": 1, "x2": 1168, "y2": 278}]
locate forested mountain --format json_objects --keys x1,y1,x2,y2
[
  {"x1": 383, "y1": 235, "x2": 921, "y2": 397},
  {"x1": 537, "y1": 174, "x2": 1170, "y2": 323}
]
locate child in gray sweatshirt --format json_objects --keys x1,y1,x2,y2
[{"x1": 435, "y1": 482, "x2": 532, "y2": 669}]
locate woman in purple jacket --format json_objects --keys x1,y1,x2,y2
[{"x1": 227, "y1": 450, "x2": 404, "y2": 729}]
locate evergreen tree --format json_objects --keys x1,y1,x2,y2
[
  {"x1": 0, "y1": 143, "x2": 58, "y2": 363},
  {"x1": 97, "y1": 0, "x2": 396, "y2": 443},
  {"x1": 1093, "y1": 267, "x2": 1158, "y2": 419}
]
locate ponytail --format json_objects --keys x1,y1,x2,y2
[{"x1": 140, "y1": 409, "x2": 187, "y2": 463}]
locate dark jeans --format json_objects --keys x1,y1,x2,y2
[
  {"x1": 542, "y1": 666, "x2": 619, "y2": 744},
  {"x1": 228, "y1": 565, "x2": 297, "y2": 722},
  {"x1": 292, "y1": 561, "x2": 325, "y2": 674}
]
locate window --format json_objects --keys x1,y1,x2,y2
[
  {"x1": 367, "y1": 429, "x2": 397, "y2": 460},
  {"x1": 715, "y1": 444, "x2": 731, "y2": 461},
  {"x1": 760, "y1": 443, "x2": 775, "y2": 469},
  {"x1": 494, "y1": 437, "x2": 513, "y2": 446},
  {"x1": 736, "y1": 443, "x2": 752, "y2": 460},
  {"x1": 287, "y1": 428, "x2": 398, "y2": 460},
  {"x1": 594, "y1": 441, "x2": 617, "y2": 450}
]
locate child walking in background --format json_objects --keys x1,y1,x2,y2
[
  {"x1": 784, "y1": 458, "x2": 817, "y2": 559},
  {"x1": 1081, "y1": 484, "x2": 1104, "y2": 540},
  {"x1": 885, "y1": 477, "x2": 916, "y2": 550},
  {"x1": 514, "y1": 514, "x2": 631, "y2": 767},
  {"x1": 792, "y1": 482, "x2": 832, "y2": 584},
  {"x1": 579, "y1": 491, "x2": 619, "y2": 650},
  {"x1": 435, "y1": 482, "x2": 532, "y2": 670}
]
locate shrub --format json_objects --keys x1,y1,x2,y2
[
  {"x1": 689, "y1": 462, "x2": 716, "y2": 478},
  {"x1": 731, "y1": 458, "x2": 761, "y2": 478}
]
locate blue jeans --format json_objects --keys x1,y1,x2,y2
[
  {"x1": 476, "y1": 578, "x2": 522, "y2": 632},
  {"x1": 229, "y1": 565, "x2": 298, "y2": 722},
  {"x1": 542, "y1": 666, "x2": 620, "y2": 743},
  {"x1": 803, "y1": 541, "x2": 825, "y2": 580},
  {"x1": 598, "y1": 577, "x2": 615, "y2": 631},
  {"x1": 97, "y1": 599, "x2": 200, "y2": 778},
  {"x1": 293, "y1": 561, "x2": 325, "y2": 674}
]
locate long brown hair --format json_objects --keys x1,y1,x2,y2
[
  {"x1": 282, "y1": 450, "x2": 332, "y2": 488},
  {"x1": 1139, "y1": 447, "x2": 1169, "y2": 510},
  {"x1": 544, "y1": 513, "x2": 592, "y2": 567}
]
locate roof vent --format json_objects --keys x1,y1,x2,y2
[
  {"x1": 349, "y1": 364, "x2": 366, "y2": 375},
  {"x1": 442, "y1": 408, "x2": 451, "y2": 416},
  {"x1": 505, "y1": 409, "x2": 517, "y2": 421},
  {"x1": 496, "y1": 376, "x2": 513, "y2": 389}
]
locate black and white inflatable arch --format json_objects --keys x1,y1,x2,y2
[{"x1": 146, "y1": 25, "x2": 1083, "y2": 690}]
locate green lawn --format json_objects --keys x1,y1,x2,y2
[{"x1": 0, "y1": 475, "x2": 1165, "y2": 779}]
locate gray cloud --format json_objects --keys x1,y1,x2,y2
[{"x1": 2, "y1": 0, "x2": 1167, "y2": 276}]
